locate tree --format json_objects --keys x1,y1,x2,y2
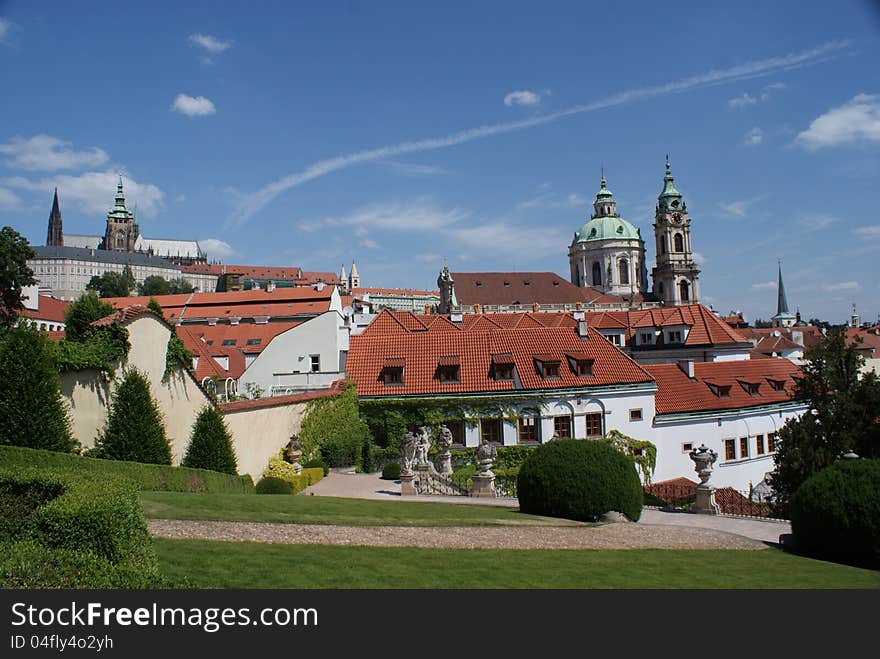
[
  {"x1": 86, "y1": 265, "x2": 135, "y2": 298},
  {"x1": 0, "y1": 322, "x2": 77, "y2": 452},
  {"x1": 64, "y1": 292, "x2": 114, "y2": 341},
  {"x1": 168, "y1": 278, "x2": 193, "y2": 294},
  {"x1": 753, "y1": 318, "x2": 774, "y2": 329},
  {"x1": 181, "y1": 405, "x2": 238, "y2": 474},
  {"x1": 770, "y1": 329, "x2": 880, "y2": 502},
  {"x1": 138, "y1": 275, "x2": 170, "y2": 297},
  {"x1": 91, "y1": 367, "x2": 171, "y2": 464},
  {"x1": 0, "y1": 226, "x2": 37, "y2": 327},
  {"x1": 147, "y1": 297, "x2": 164, "y2": 316}
]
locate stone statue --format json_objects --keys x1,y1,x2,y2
[
  {"x1": 688, "y1": 444, "x2": 718, "y2": 485},
  {"x1": 284, "y1": 435, "x2": 303, "y2": 475},
  {"x1": 434, "y1": 425, "x2": 454, "y2": 476},
  {"x1": 400, "y1": 430, "x2": 419, "y2": 477},
  {"x1": 415, "y1": 426, "x2": 432, "y2": 466},
  {"x1": 476, "y1": 441, "x2": 498, "y2": 478}
]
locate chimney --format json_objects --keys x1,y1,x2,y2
[
  {"x1": 267, "y1": 281, "x2": 276, "y2": 292},
  {"x1": 423, "y1": 303, "x2": 431, "y2": 315},
  {"x1": 577, "y1": 319, "x2": 589, "y2": 339},
  {"x1": 315, "y1": 281, "x2": 325, "y2": 292},
  {"x1": 677, "y1": 359, "x2": 695, "y2": 378},
  {"x1": 474, "y1": 304, "x2": 481, "y2": 314}
]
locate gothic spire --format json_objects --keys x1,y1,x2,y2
[
  {"x1": 776, "y1": 261, "x2": 790, "y2": 316},
  {"x1": 46, "y1": 187, "x2": 64, "y2": 246}
]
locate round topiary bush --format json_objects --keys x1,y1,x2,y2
[
  {"x1": 790, "y1": 458, "x2": 880, "y2": 567},
  {"x1": 516, "y1": 439, "x2": 643, "y2": 522},
  {"x1": 381, "y1": 462, "x2": 401, "y2": 480},
  {"x1": 255, "y1": 477, "x2": 293, "y2": 495}
]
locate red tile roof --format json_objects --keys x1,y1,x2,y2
[
  {"x1": 91, "y1": 304, "x2": 164, "y2": 327},
  {"x1": 348, "y1": 317, "x2": 654, "y2": 397},
  {"x1": 647, "y1": 359, "x2": 801, "y2": 415},
  {"x1": 21, "y1": 296, "x2": 70, "y2": 324},
  {"x1": 451, "y1": 271, "x2": 624, "y2": 307},
  {"x1": 846, "y1": 327, "x2": 880, "y2": 358}
]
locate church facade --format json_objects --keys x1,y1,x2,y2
[{"x1": 569, "y1": 158, "x2": 701, "y2": 306}]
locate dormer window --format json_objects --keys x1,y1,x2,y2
[
  {"x1": 565, "y1": 352, "x2": 594, "y2": 377},
  {"x1": 246, "y1": 338, "x2": 261, "y2": 346},
  {"x1": 739, "y1": 380, "x2": 761, "y2": 396},
  {"x1": 437, "y1": 355, "x2": 461, "y2": 383},
  {"x1": 534, "y1": 356, "x2": 561, "y2": 379},
  {"x1": 667, "y1": 330, "x2": 683, "y2": 344},
  {"x1": 638, "y1": 331, "x2": 655, "y2": 345},
  {"x1": 492, "y1": 354, "x2": 515, "y2": 381},
  {"x1": 221, "y1": 339, "x2": 237, "y2": 346},
  {"x1": 382, "y1": 357, "x2": 405, "y2": 386},
  {"x1": 767, "y1": 378, "x2": 787, "y2": 392},
  {"x1": 706, "y1": 382, "x2": 731, "y2": 398}
]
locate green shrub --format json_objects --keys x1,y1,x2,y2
[
  {"x1": 255, "y1": 477, "x2": 293, "y2": 494},
  {"x1": 0, "y1": 322, "x2": 76, "y2": 452},
  {"x1": 517, "y1": 439, "x2": 643, "y2": 522},
  {"x1": 0, "y1": 445, "x2": 253, "y2": 493},
  {"x1": 790, "y1": 458, "x2": 880, "y2": 567},
  {"x1": 181, "y1": 405, "x2": 238, "y2": 475},
  {"x1": 63, "y1": 292, "x2": 113, "y2": 342},
  {"x1": 301, "y1": 467, "x2": 324, "y2": 486},
  {"x1": 382, "y1": 462, "x2": 401, "y2": 480},
  {"x1": 361, "y1": 435, "x2": 375, "y2": 472},
  {"x1": 299, "y1": 383, "x2": 370, "y2": 466},
  {"x1": 303, "y1": 458, "x2": 329, "y2": 476},
  {"x1": 92, "y1": 367, "x2": 171, "y2": 465},
  {"x1": 0, "y1": 467, "x2": 156, "y2": 571}
]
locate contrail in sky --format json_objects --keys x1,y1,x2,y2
[{"x1": 229, "y1": 39, "x2": 851, "y2": 226}]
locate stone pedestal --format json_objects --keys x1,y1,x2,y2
[
  {"x1": 693, "y1": 486, "x2": 718, "y2": 515},
  {"x1": 471, "y1": 474, "x2": 496, "y2": 498},
  {"x1": 400, "y1": 474, "x2": 417, "y2": 496}
]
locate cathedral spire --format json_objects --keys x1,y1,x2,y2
[
  {"x1": 46, "y1": 188, "x2": 64, "y2": 246},
  {"x1": 776, "y1": 260, "x2": 789, "y2": 316}
]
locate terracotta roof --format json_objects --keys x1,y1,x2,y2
[
  {"x1": 450, "y1": 272, "x2": 624, "y2": 307},
  {"x1": 750, "y1": 334, "x2": 802, "y2": 356},
  {"x1": 220, "y1": 379, "x2": 349, "y2": 412},
  {"x1": 648, "y1": 359, "x2": 801, "y2": 415},
  {"x1": 739, "y1": 326, "x2": 825, "y2": 349},
  {"x1": 348, "y1": 323, "x2": 654, "y2": 397},
  {"x1": 846, "y1": 327, "x2": 880, "y2": 358},
  {"x1": 20, "y1": 296, "x2": 70, "y2": 324},
  {"x1": 91, "y1": 305, "x2": 164, "y2": 327}
]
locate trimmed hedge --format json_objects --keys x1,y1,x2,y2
[
  {"x1": 0, "y1": 445, "x2": 254, "y2": 493},
  {"x1": 517, "y1": 439, "x2": 643, "y2": 522},
  {"x1": 381, "y1": 462, "x2": 401, "y2": 480},
  {"x1": 255, "y1": 477, "x2": 293, "y2": 494},
  {"x1": 303, "y1": 458, "x2": 330, "y2": 477},
  {"x1": 790, "y1": 458, "x2": 880, "y2": 567}
]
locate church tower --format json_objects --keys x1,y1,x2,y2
[
  {"x1": 651, "y1": 157, "x2": 700, "y2": 305},
  {"x1": 349, "y1": 261, "x2": 360, "y2": 289},
  {"x1": 102, "y1": 176, "x2": 137, "y2": 252},
  {"x1": 339, "y1": 264, "x2": 348, "y2": 293},
  {"x1": 772, "y1": 261, "x2": 796, "y2": 328},
  {"x1": 46, "y1": 188, "x2": 63, "y2": 247}
]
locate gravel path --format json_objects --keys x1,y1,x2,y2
[{"x1": 148, "y1": 518, "x2": 766, "y2": 550}]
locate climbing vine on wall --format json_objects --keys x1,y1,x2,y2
[
  {"x1": 600, "y1": 429, "x2": 657, "y2": 484},
  {"x1": 53, "y1": 324, "x2": 130, "y2": 376},
  {"x1": 300, "y1": 383, "x2": 371, "y2": 466},
  {"x1": 163, "y1": 333, "x2": 194, "y2": 383}
]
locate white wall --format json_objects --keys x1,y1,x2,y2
[
  {"x1": 238, "y1": 311, "x2": 347, "y2": 394},
  {"x1": 652, "y1": 404, "x2": 807, "y2": 491}
]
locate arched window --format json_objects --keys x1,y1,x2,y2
[
  {"x1": 592, "y1": 262, "x2": 602, "y2": 287},
  {"x1": 674, "y1": 233, "x2": 684, "y2": 252},
  {"x1": 679, "y1": 280, "x2": 690, "y2": 302},
  {"x1": 618, "y1": 259, "x2": 629, "y2": 286}
]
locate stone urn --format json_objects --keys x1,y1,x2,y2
[
  {"x1": 688, "y1": 443, "x2": 718, "y2": 514},
  {"x1": 285, "y1": 435, "x2": 303, "y2": 475}
]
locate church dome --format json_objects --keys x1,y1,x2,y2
[{"x1": 572, "y1": 216, "x2": 641, "y2": 245}]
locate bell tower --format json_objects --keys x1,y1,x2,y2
[
  {"x1": 103, "y1": 175, "x2": 136, "y2": 252},
  {"x1": 651, "y1": 157, "x2": 700, "y2": 305}
]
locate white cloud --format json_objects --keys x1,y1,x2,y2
[
  {"x1": 414, "y1": 253, "x2": 444, "y2": 263},
  {"x1": 796, "y1": 94, "x2": 880, "y2": 150},
  {"x1": 377, "y1": 160, "x2": 448, "y2": 177},
  {"x1": 171, "y1": 94, "x2": 216, "y2": 117},
  {"x1": 1, "y1": 171, "x2": 164, "y2": 217},
  {"x1": 719, "y1": 195, "x2": 766, "y2": 217},
  {"x1": 188, "y1": 33, "x2": 231, "y2": 54},
  {"x1": 517, "y1": 191, "x2": 588, "y2": 211},
  {"x1": 744, "y1": 127, "x2": 764, "y2": 145},
  {"x1": 692, "y1": 252, "x2": 707, "y2": 265},
  {"x1": 0, "y1": 18, "x2": 12, "y2": 44},
  {"x1": 751, "y1": 281, "x2": 777, "y2": 291},
  {"x1": 299, "y1": 201, "x2": 468, "y2": 234},
  {"x1": 230, "y1": 39, "x2": 853, "y2": 226},
  {"x1": 198, "y1": 238, "x2": 236, "y2": 258},
  {"x1": 822, "y1": 281, "x2": 860, "y2": 292},
  {"x1": 728, "y1": 93, "x2": 757, "y2": 108},
  {"x1": 797, "y1": 214, "x2": 838, "y2": 231},
  {"x1": 504, "y1": 90, "x2": 541, "y2": 107},
  {"x1": 853, "y1": 225, "x2": 880, "y2": 237},
  {"x1": 0, "y1": 187, "x2": 21, "y2": 210},
  {"x1": 0, "y1": 135, "x2": 109, "y2": 171}
]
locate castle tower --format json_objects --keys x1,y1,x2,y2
[
  {"x1": 339, "y1": 264, "x2": 348, "y2": 293},
  {"x1": 349, "y1": 261, "x2": 360, "y2": 289},
  {"x1": 651, "y1": 157, "x2": 700, "y2": 305},
  {"x1": 102, "y1": 175, "x2": 137, "y2": 252},
  {"x1": 46, "y1": 188, "x2": 63, "y2": 247},
  {"x1": 568, "y1": 171, "x2": 647, "y2": 298}
]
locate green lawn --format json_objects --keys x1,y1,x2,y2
[
  {"x1": 154, "y1": 539, "x2": 880, "y2": 589},
  {"x1": 141, "y1": 491, "x2": 582, "y2": 526}
]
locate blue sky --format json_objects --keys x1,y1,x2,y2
[{"x1": 2, "y1": 0, "x2": 879, "y2": 324}]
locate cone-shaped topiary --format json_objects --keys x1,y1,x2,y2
[
  {"x1": 517, "y1": 439, "x2": 643, "y2": 522},
  {"x1": 93, "y1": 367, "x2": 171, "y2": 464},
  {"x1": 181, "y1": 405, "x2": 238, "y2": 474},
  {"x1": 790, "y1": 458, "x2": 880, "y2": 568},
  {"x1": 0, "y1": 323, "x2": 76, "y2": 452}
]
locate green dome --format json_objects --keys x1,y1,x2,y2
[{"x1": 572, "y1": 216, "x2": 641, "y2": 245}]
